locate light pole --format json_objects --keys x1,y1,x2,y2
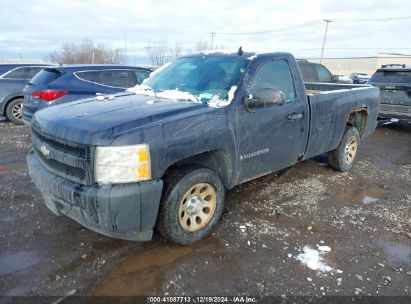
[
  {"x1": 320, "y1": 19, "x2": 332, "y2": 63},
  {"x1": 210, "y1": 32, "x2": 216, "y2": 50}
]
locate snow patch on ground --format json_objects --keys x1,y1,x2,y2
[{"x1": 296, "y1": 245, "x2": 332, "y2": 272}]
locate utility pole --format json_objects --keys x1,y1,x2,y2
[
  {"x1": 320, "y1": 19, "x2": 332, "y2": 64},
  {"x1": 210, "y1": 32, "x2": 216, "y2": 50},
  {"x1": 124, "y1": 32, "x2": 127, "y2": 65}
]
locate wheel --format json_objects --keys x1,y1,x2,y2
[
  {"x1": 328, "y1": 126, "x2": 360, "y2": 172},
  {"x1": 157, "y1": 167, "x2": 225, "y2": 245},
  {"x1": 5, "y1": 98, "x2": 24, "y2": 125}
]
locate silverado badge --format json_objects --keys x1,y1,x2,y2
[{"x1": 40, "y1": 145, "x2": 50, "y2": 158}]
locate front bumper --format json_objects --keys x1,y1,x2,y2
[{"x1": 27, "y1": 151, "x2": 163, "y2": 241}]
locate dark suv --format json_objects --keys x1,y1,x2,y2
[
  {"x1": 368, "y1": 64, "x2": 411, "y2": 124},
  {"x1": 22, "y1": 64, "x2": 154, "y2": 125},
  {"x1": 0, "y1": 64, "x2": 51, "y2": 124}
]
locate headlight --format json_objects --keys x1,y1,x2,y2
[{"x1": 95, "y1": 144, "x2": 151, "y2": 185}]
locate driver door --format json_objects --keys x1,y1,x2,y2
[{"x1": 235, "y1": 58, "x2": 309, "y2": 182}]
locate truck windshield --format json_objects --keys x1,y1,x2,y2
[{"x1": 141, "y1": 56, "x2": 250, "y2": 105}]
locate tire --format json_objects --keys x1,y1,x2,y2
[
  {"x1": 5, "y1": 98, "x2": 24, "y2": 125},
  {"x1": 328, "y1": 126, "x2": 360, "y2": 172},
  {"x1": 157, "y1": 167, "x2": 225, "y2": 245}
]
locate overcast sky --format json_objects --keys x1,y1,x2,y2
[{"x1": 1, "y1": 0, "x2": 411, "y2": 64}]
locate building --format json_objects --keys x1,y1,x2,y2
[{"x1": 305, "y1": 53, "x2": 411, "y2": 76}]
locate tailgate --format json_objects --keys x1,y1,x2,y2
[{"x1": 379, "y1": 84, "x2": 411, "y2": 107}]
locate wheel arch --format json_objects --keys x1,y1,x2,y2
[
  {"x1": 1, "y1": 94, "x2": 24, "y2": 115},
  {"x1": 347, "y1": 108, "x2": 368, "y2": 137},
  {"x1": 162, "y1": 149, "x2": 233, "y2": 189}
]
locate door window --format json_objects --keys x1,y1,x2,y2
[
  {"x1": 76, "y1": 70, "x2": 133, "y2": 88},
  {"x1": 134, "y1": 70, "x2": 151, "y2": 84},
  {"x1": 3, "y1": 67, "x2": 31, "y2": 79},
  {"x1": 248, "y1": 59, "x2": 297, "y2": 107}
]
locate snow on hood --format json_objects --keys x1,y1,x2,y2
[{"x1": 296, "y1": 245, "x2": 332, "y2": 272}]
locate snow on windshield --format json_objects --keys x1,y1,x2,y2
[
  {"x1": 127, "y1": 55, "x2": 247, "y2": 108},
  {"x1": 127, "y1": 84, "x2": 155, "y2": 97},
  {"x1": 127, "y1": 85, "x2": 238, "y2": 108}
]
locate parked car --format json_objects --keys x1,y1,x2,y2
[
  {"x1": 334, "y1": 74, "x2": 353, "y2": 84},
  {"x1": 297, "y1": 59, "x2": 352, "y2": 84},
  {"x1": 22, "y1": 64, "x2": 154, "y2": 125},
  {"x1": 350, "y1": 72, "x2": 371, "y2": 84},
  {"x1": 0, "y1": 64, "x2": 51, "y2": 124},
  {"x1": 368, "y1": 64, "x2": 411, "y2": 124},
  {"x1": 27, "y1": 51, "x2": 379, "y2": 244}
]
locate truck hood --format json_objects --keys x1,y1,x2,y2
[{"x1": 32, "y1": 93, "x2": 211, "y2": 145}]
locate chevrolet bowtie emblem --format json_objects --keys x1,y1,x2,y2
[{"x1": 40, "y1": 145, "x2": 50, "y2": 158}]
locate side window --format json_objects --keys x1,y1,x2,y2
[
  {"x1": 316, "y1": 64, "x2": 333, "y2": 82},
  {"x1": 99, "y1": 70, "x2": 132, "y2": 88},
  {"x1": 299, "y1": 63, "x2": 317, "y2": 82},
  {"x1": 248, "y1": 59, "x2": 297, "y2": 108},
  {"x1": 26, "y1": 67, "x2": 43, "y2": 79},
  {"x1": 2, "y1": 67, "x2": 32, "y2": 79},
  {"x1": 76, "y1": 70, "x2": 133, "y2": 88},
  {"x1": 76, "y1": 71, "x2": 99, "y2": 83},
  {"x1": 134, "y1": 70, "x2": 150, "y2": 84}
]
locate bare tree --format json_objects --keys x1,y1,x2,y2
[
  {"x1": 169, "y1": 41, "x2": 183, "y2": 58},
  {"x1": 146, "y1": 41, "x2": 183, "y2": 66},
  {"x1": 49, "y1": 40, "x2": 126, "y2": 64},
  {"x1": 194, "y1": 39, "x2": 224, "y2": 51},
  {"x1": 195, "y1": 39, "x2": 209, "y2": 51},
  {"x1": 146, "y1": 42, "x2": 168, "y2": 66}
]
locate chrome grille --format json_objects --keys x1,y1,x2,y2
[{"x1": 31, "y1": 128, "x2": 94, "y2": 185}]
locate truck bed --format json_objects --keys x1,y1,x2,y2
[
  {"x1": 305, "y1": 82, "x2": 371, "y2": 95},
  {"x1": 302, "y1": 82, "x2": 380, "y2": 160}
]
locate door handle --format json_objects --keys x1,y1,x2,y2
[{"x1": 287, "y1": 112, "x2": 303, "y2": 120}]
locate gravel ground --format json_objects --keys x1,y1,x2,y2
[{"x1": 0, "y1": 119, "x2": 410, "y2": 298}]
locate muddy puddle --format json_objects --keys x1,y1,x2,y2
[
  {"x1": 92, "y1": 238, "x2": 224, "y2": 295},
  {"x1": 377, "y1": 240, "x2": 411, "y2": 266},
  {"x1": 0, "y1": 210, "x2": 32, "y2": 223},
  {"x1": 335, "y1": 186, "x2": 393, "y2": 205},
  {"x1": 0, "y1": 250, "x2": 39, "y2": 276}
]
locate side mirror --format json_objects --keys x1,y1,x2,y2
[{"x1": 246, "y1": 88, "x2": 286, "y2": 109}]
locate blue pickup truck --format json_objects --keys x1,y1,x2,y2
[{"x1": 27, "y1": 51, "x2": 379, "y2": 244}]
